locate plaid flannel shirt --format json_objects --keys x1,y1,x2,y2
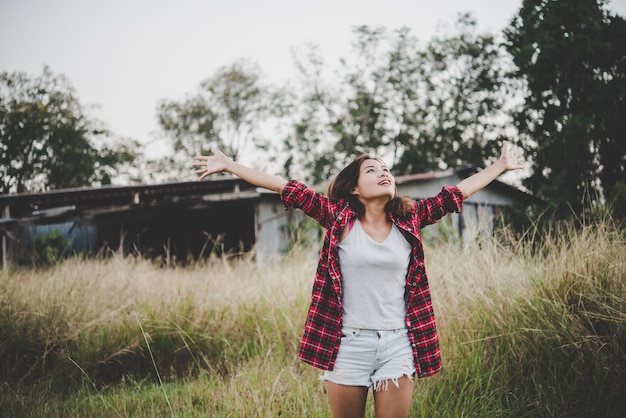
[{"x1": 281, "y1": 179, "x2": 464, "y2": 378}]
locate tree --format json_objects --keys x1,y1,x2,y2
[
  {"x1": 286, "y1": 26, "x2": 428, "y2": 183},
  {"x1": 155, "y1": 59, "x2": 290, "y2": 181},
  {"x1": 0, "y1": 67, "x2": 138, "y2": 194},
  {"x1": 286, "y1": 17, "x2": 516, "y2": 183},
  {"x1": 505, "y1": 0, "x2": 626, "y2": 216},
  {"x1": 282, "y1": 44, "x2": 344, "y2": 184},
  {"x1": 397, "y1": 14, "x2": 518, "y2": 175}
]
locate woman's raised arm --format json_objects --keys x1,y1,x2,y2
[
  {"x1": 456, "y1": 142, "x2": 524, "y2": 199},
  {"x1": 193, "y1": 148, "x2": 288, "y2": 193}
]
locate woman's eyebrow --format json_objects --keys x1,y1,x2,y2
[{"x1": 361, "y1": 163, "x2": 388, "y2": 171}]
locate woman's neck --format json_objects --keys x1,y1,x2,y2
[{"x1": 361, "y1": 201, "x2": 390, "y2": 225}]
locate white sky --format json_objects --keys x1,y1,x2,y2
[{"x1": 2, "y1": 0, "x2": 626, "y2": 160}]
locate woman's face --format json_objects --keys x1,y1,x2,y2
[{"x1": 352, "y1": 158, "x2": 395, "y2": 202}]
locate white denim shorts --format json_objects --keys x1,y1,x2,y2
[{"x1": 320, "y1": 327, "x2": 416, "y2": 391}]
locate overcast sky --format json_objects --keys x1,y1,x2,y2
[{"x1": 2, "y1": 0, "x2": 626, "y2": 159}]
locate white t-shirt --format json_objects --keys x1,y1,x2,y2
[{"x1": 338, "y1": 220, "x2": 412, "y2": 330}]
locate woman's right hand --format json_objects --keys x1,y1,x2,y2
[
  {"x1": 193, "y1": 147, "x2": 232, "y2": 181},
  {"x1": 193, "y1": 147, "x2": 288, "y2": 192}
]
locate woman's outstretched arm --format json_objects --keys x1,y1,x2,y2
[
  {"x1": 193, "y1": 148, "x2": 288, "y2": 193},
  {"x1": 456, "y1": 142, "x2": 524, "y2": 199}
]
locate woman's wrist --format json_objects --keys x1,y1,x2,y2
[
  {"x1": 223, "y1": 158, "x2": 237, "y2": 174},
  {"x1": 493, "y1": 158, "x2": 507, "y2": 174}
]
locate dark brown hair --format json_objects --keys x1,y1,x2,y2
[{"x1": 327, "y1": 154, "x2": 413, "y2": 218}]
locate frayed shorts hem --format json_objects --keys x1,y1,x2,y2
[
  {"x1": 319, "y1": 327, "x2": 416, "y2": 391},
  {"x1": 320, "y1": 371, "x2": 415, "y2": 392}
]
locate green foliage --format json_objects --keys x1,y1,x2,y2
[
  {"x1": 462, "y1": 218, "x2": 625, "y2": 416},
  {"x1": 154, "y1": 59, "x2": 291, "y2": 182},
  {"x1": 0, "y1": 67, "x2": 139, "y2": 193},
  {"x1": 285, "y1": 16, "x2": 516, "y2": 183},
  {"x1": 606, "y1": 181, "x2": 626, "y2": 222},
  {"x1": 397, "y1": 14, "x2": 515, "y2": 175},
  {"x1": 31, "y1": 230, "x2": 71, "y2": 266},
  {"x1": 504, "y1": 0, "x2": 626, "y2": 217},
  {"x1": 281, "y1": 216, "x2": 322, "y2": 253}
]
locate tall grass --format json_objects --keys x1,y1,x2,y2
[
  {"x1": 422, "y1": 216, "x2": 626, "y2": 417},
  {"x1": 1, "y1": 217, "x2": 624, "y2": 417}
]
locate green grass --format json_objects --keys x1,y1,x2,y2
[{"x1": 1, "y1": 218, "x2": 624, "y2": 417}]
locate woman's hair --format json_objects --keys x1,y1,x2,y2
[{"x1": 327, "y1": 154, "x2": 413, "y2": 218}]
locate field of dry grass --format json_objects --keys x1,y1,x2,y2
[{"x1": 1, "y1": 218, "x2": 624, "y2": 417}]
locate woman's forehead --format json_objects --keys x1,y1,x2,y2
[{"x1": 360, "y1": 158, "x2": 388, "y2": 169}]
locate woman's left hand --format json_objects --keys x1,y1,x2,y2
[{"x1": 499, "y1": 141, "x2": 524, "y2": 171}]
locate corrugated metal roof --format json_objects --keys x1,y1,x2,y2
[
  {"x1": 395, "y1": 169, "x2": 457, "y2": 183},
  {"x1": 0, "y1": 177, "x2": 257, "y2": 218}
]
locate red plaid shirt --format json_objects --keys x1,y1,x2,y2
[{"x1": 281, "y1": 179, "x2": 464, "y2": 378}]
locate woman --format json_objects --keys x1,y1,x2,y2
[{"x1": 193, "y1": 143, "x2": 524, "y2": 418}]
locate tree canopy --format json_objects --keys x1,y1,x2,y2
[
  {"x1": 0, "y1": 67, "x2": 138, "y2": 194},
  {"x1": 150, "y1": 5, "x2": 624, "y2": 220},
  {"x1": 505, "y1": 0, "x2": 626, "y2": 215},
  {"x1": 284, "y1": 16, "x2": 516, "y2": 184},
  {"x1": 154, "y1": 60, "x2": 290, "y2": 182},
  {"x1": 7, "y1": 1, "x2": 625, "y2": 223}
]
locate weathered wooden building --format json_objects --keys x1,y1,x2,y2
[
  {"x1": 395, "y1": 167, "x2": 541, "y2": 244},
  {"x1": 0, "y1": 168, "x2": 540, "y2": 267},
  {"x1": 0, "y1": 178, "x2": 303, "y2": 266}
]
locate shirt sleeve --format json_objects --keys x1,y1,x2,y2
[
  {"x1": 415, "y1": 185, "x2": 464, "y2": 229},
  {"x1": 280, "y1": 179, "x2": 339, "y2": 229}
]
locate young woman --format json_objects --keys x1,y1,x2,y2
[{"x1": 193, "y1": 143, "x2": 524, "y2": 418}]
